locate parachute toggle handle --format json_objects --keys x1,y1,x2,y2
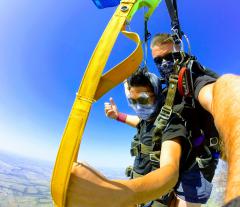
[{"x1": 126, "y1": 0, "x2": 162, "y2": 21}]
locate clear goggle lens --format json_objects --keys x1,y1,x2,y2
[{"x1": 126, "y1": 92, "x2": 154, "y2": 106}]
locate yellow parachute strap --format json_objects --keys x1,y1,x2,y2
[
  {"x1": 94, "y1": 30, "x2": 142, "y2": 100},
  {"x1": 50, "y1": 1, "x2": 142, "y2": 207}
]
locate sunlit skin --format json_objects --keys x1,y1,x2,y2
[
  {"x1": 151, "y1": 42, "x2": 174, "y2": 59},
  {"x1": 210, "y1": 75, "x2": 240, "y2": 203}
]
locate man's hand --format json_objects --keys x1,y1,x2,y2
[
  {"x1": 66, "y1": 162, "x2": 136, "y2": 207},
  {"x1": 104, "y1": 97, "x2": 118, "y2": 119}
]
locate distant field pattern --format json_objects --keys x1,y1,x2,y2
[
  {"x1": 0, "y1": 152, "x2": 53, "y2": 207},
  {"x1": 0, "y1": 151, "x2": 226, "y2": 207}
]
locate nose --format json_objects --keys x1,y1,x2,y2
[{"x1": 161, "y1": 61, "x2": 168, "y2": 67}]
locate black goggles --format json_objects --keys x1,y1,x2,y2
[{"x1": 153, "y1": 52, "x2": 185, "y2": 65}]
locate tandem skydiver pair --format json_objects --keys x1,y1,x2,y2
[
  {"x1": 52, "y1": 1, "x2": 240, "y2": 207},
  {"x1": 104, "y1": 33, "x2": 220, "y2": 207}
]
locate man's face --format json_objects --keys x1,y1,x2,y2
[
  {"x1": 151, "y1": 42, "x2": 175, "y2": 81},
  {"x1": 151, "y1": 42, "x2": 173, "y2": 59}
]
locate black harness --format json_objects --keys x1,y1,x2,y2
[{"x1": 165, "y1": 0, "x2": 183, "y2": 43}]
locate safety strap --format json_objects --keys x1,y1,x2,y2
[
  {"x1": 153, "y1": 54, "x2": 199, "y2": 142},
  {"x1": 177, "y1": 65, "x2": 194, "y2": 97},
  {"x1": 153, "y1": 73, "x2": 179, "y2": 142},
  {"x1": 177, "y1": 66, "x2": 187, "y2": 96},
  {"x1": 125, "y1": 165, "x2": 143, "y2": 178},
  {"x1": 165, "y1": 0, "x2": 182, "y2": 43},
  {"x1": 143, "y1": 18, "x2": 151, "y2": 67},
  {"x1": 130, "y1": 140, "x2": 160, "y2": 167},
  {"x1": 51, "y1": 1, "x2": 143, "y2": 206},
  {"x1": 125, "y1": 165, "x2": 133, "y2": 177},
  {"x1": 131, "y1": 142, "x2": 153, "y2": 156}
]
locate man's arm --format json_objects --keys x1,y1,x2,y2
[
  {"x1": 125, "y1": 115, "x2": 141, "y2": 127},
  {"x1": 66, "y1": 139, "x2": 181, "y2": 207},
  {"x1": 198, "y1": 74, "x2": 240, "y2": 203},
  {"x1": 197, "y1": 82, "x2": 214, "y2": 114},
  {"x1": 120, "y1": 138, "x2": 181, "y2": 204}
]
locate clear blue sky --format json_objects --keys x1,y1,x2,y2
[{"x1": 0, "y1": 1, "x2": 239, "y2": 168}]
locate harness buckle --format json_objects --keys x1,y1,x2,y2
[
  {"x1": 209, "y1": 137, "x2": 219, "y2": 147},
  {"x1": 149, "y1": 153, "x2": 160, "y2": 163},
  {"x1": 196, "y1": 156, "x2": 212, "y2": 169},
  {"x1": 159, "y1": 106, "x2": 172, "y2": 121},
  {"x1": 125, "y1": 166, "x2": 133, "y2": 177},
  {"x1": 130, "y1": 146, "x2": 139, "y2": 156}
]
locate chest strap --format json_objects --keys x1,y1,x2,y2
[
  {"x1": 130, "y1": 140, "x2": 160, "y2": 159},
  {"x1": 153, "y1": 57, "x2": 196, "y2": 143},
  {"x1": 153, "y1": 73, "x2": 179, "y2": 142},
  {"x1": 131, "y1": 142, "x2": 153, "y2": 156}
]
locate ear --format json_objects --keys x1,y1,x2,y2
[{"x1": 124, "y1": 81, "x2": 130, "y2": 97}]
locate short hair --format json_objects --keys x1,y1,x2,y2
[
  {"x1": 127, "y1": 67, "x2": 154, "y2": 92},
  {"x1": 150, "y1": 33, "x2": 180, "y2": 50}
]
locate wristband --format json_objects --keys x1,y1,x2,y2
[{"x1": 116, "y1": 112, "x2": 127, "y2": 123}]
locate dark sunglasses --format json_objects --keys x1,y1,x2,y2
[{"x1": 154, "y1": 52, "x2": 184, "y2": 65}]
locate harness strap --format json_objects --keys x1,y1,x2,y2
[
  {"x1": 153, "y1": 73, "x2": 179, "y2": 142},
  {"x1": 164, "y1": 0, "x2": 182, "y2": 42},
  {"x1": 130, "y1": 140, "x2": 160, "y2": 168},
  {"x1": 176, "y1": 59, "x2": 198, "y2": 116},
  {"x1": 177, "y1": 66, "x2": 186, "y2": 96},
  {"x1": 125, "y1": 165, "x2": 133, "y2": 177},
  {"x1": 149, "y1": 152, "x2": 160, "y2": 169},
  {"x1": 130, "y1": 142, "x2": 154, "y2": 156}
]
